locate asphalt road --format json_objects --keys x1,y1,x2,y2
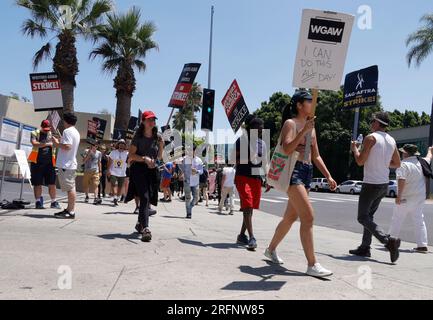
[
  {"x1": 236, "y1": 188, "x2": 433, "y2": 246},
  {"x1": 2, "y1": 178, "x2": 432, "y2": 245}
]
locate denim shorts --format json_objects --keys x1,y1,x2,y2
[{"x1": 290, "y1": 161, "x2": 314, "y2": 190}]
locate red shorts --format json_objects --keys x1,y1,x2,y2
[
  {"x1": 235, "y1": 176, "x2": 262, "y2": 210},
  {"x1": 161, "y1": 178, "x2": 171, "y2": 188}
]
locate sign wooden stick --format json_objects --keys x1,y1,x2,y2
[{"x1": 303, "y1": 89, "x2": 319, "y2": 162}]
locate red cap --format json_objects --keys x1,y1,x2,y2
[
  {"x1": 41, "y1": 120, "x2": 51, "y2": 132},
  {"x1": 142, "y1": 111, "x2": 158, "y2": 121}
]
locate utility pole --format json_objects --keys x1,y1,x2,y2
[{"x1": 205, "y1": 5, "x2": 215, "y2": 167}]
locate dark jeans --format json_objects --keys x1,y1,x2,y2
[
  {"x1": 357, "y1": 183, "x2": 390, "y2": 248},
  {"x1": 98, "y1": 173, "x2": 107, "y2": 198},
  {"x1": 130, "y1": 165, "x2": 152, "y2": 228}
]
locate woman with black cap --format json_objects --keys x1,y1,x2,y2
[
  {"x1": 264, "y1": 90, "x2": 337, "y2": 278},
  {"x1": 127, "y1": 111, "x2": 164, "y2": 242}
]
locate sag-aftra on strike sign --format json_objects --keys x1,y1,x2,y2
[
  {"x1": 293, "y1": 9, "x2": 354, "y2": 91},
  {"x1": 30, "y1": 72, "x2": 63, "y2": 112}
]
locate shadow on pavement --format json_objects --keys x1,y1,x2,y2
[
  {"x1": 23, "y1": 214, "x2": 58, "y2": 219},
  {"x1": 222, "y1": 280, "x2": 286, "y2": 291},
  {"x1": 97, "y1": 233, "x2": 140, "y2": 244},
  {"x1": 319, "y1": 253, "x2": 395, "y2": 266},
  {"x1": 178, "y1": 238, "x2": 244, "y2": 250},
  {"x1": 161, "y1": 215, "x2": 186, "y2": 220},
  {"x1": 103, "y1": 211, "x2": 135, "y2": 215},
  {"x1": 222, "y1": 263, "x2": 308, "y2": 291}
]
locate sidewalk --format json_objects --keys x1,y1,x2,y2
[{"x1": 0, "y1": 193, "x2": 432, "y2": 300}]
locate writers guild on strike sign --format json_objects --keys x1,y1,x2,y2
[
  {"x1": 168, "y1": 63, "x2": 201, "y2": 109},
  {"x1": 30, "y1": 72, "x2": 63, "y2": 112},
  {"x1": 222, "y1": 80, "x2": 250, "y2": 134}
]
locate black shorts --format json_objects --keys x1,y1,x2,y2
[{"x1": 30, "y1": 162, "x2": 57, "y2": 186}]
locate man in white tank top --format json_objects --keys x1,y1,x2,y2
[{"x1": 350, "y1": 112, "x2": 402, "y2": 263}]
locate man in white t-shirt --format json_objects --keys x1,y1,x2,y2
[
  {"x1": 107, "y1": 139, "x2": 129, "y2": 206},
  {"x1": 218, "y1": 165, "x2": 236, "y2": 215},
  {"x1": 389, "y1": 144, "x2": 431, "y2": 253},
  {"x1": 179, "y1": 148, "x2": 203, "y2": 219},
  {"x1": 350, "y1": 112, "x2": 402, "y2": 263},
  {"x1": 52, "y1": 113, "x2": 81, "y2": 219}
]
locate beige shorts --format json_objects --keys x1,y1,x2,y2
[
  {"x1": 58, "y1": 169, "x2": 77, "y2": 192},
  {"x1": 83, "y1": 171, "x2": 100, "y2": 190}
]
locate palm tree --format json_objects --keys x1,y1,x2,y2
[
  {"x1": 17, "y1": 0, "x2": 113, "y2": 113},
  {"x1": 90, "y1": 7, "x2": 158, "y2": 131},
  {"x1": 172, "y1": 83, "x2": 203, "y2": 131},
  {"x1": 406, "y1": 14, "x2": 433, "y2": 67}
]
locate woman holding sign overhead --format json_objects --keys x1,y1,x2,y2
[{"x1": 264, "y1": 90, "x2": 337, "y2": 278}]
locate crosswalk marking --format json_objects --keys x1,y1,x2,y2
[{"x1": 309, "y1": 197, "x2": 342, "y2": 203}]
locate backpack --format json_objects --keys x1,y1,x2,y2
[{"x1": 417, "y1": 157, "x2": 433, "y2": 179}]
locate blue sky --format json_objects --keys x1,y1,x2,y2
[{"x1": 1, "y1": 0, "x2": 433, "y2": 140}]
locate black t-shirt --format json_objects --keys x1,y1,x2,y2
[
  {"x1": 35, "y1": 132, "x2": 53, "y2": 164},
  {"x1": 131, "y1": 133, "x2": 161, "y2": 159},
  {"x1": 101, "y1": 154, "x2": 109, "y2": 173},
  {"x1": 234, "y1": 136, "x2": 264, "y2": 180}
]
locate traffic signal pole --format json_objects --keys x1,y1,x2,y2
[{"x1": 206, "y1": 6, "x2": 215, "y2": 166}]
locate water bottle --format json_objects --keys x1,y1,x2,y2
[{"x1": 356, "y1": 134, "x2": 364, "y2": 145}]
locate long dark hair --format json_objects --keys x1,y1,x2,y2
[
  {"x1": 281, "y1": 98, "x2": 298, "y2": 129},
  {"x1": 134, "y1": 123, "x2": 159, "y2": 144}
]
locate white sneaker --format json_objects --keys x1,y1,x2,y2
[
  {"x1": 264, "y1": 248, "x2": 284, "y2": 265},
  {"x1": 306, "y1": 263, "x2": 333, "y2": 277}
]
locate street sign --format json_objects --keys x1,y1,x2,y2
[
  {"x1": 30, "y1": 72, "x2": 63, "y2": 112},
  {"x1": 293, "y1": 9, "x2": 355, "y2": 91}
]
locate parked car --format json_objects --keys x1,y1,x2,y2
[
  {"x1": 311, "y1": 178, "x2": 330, "y2": 192},
  {"x1": 387, "y1": 180, "x2": 397, "y2": 198},
  {"x1": 335, "y1": 181, "x2": 363, "y2": 195}
]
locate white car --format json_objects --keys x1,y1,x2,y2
[
  {"x1": 387, "y1": 180, "x2": 397, "y2": 198},
  {"x1": 311, "y1": 178, "x2": 330, "y2": 192},
  {"x1": 335, "y1": 181, "x2": 363, "y2": 195}
]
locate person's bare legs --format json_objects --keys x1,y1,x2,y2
[
  {"x1": 204, "y1": 187, "x2": 209, "y2": 206},
  {"x1": 34, "y1": 185, "x2": 42, "y2": 200},
  {"x1": 240, "y1": 208, "x2": 254, "y2": 238},
  {"x1": 287, "y1": 185, "x2": 316, "y2": 267},
  {"x1": 67, "y1": 190, "x2": 76, "y2": 213},
  {"x1": 268, "y1": 200, "x2": 299, "y2": 252},
  {"x1": 48, "y1": 184, "x2": 57, "y2": 202}
]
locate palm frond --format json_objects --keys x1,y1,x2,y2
[
  {"x1": 134, "y1": 60, "x2": 146, "y2": 72},
  {"x1": 32, "y1": 42, "x2": 52, "y2": 70},
  {"x1": 406, "y1": 14, "x2": 433, "y2": 67},
  {"x1": 21, "y1": 18, "x2": 47, "y2": 38}
]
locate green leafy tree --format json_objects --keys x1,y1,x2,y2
[
  {"x1": 91, "y1": 6, "x2": 158, "y2": 131},
  {"x1": 17, "y1": 0, "x2": 113, "y2": 113}
]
